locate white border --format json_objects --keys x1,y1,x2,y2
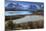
[
  {"x1": 0, "y1": 0, "x2": 4, "y2": 31},
  {"x1": 0, "y1": 0, "x2": 45, "y2": 31}
]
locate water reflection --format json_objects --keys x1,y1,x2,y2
[{"x1": 5, "y1": 11, "x2": 32, "y2": 16}]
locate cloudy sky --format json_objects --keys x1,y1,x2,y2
[
  {"x1": 5, "y1": 0, "x2": 44, "y2": 2},
  {"x1": 16, "y1": 0, "x2": 44, "y2": 2}
]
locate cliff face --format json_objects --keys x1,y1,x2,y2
[
  {"x1": 13, "y1": 15, "x2": 44, "y2": 24},
  {"x1": 16, "y1": 20, "x2": 44, "y2": 30},
  {"x1": 5, "y1": 15, "x2": 44, "y2": 30}
]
